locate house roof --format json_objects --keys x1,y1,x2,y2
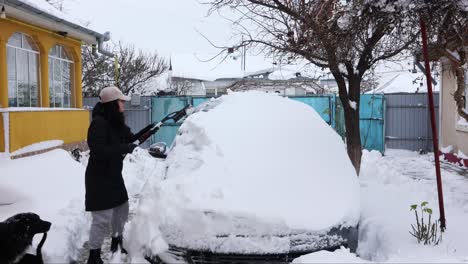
[
  {"x1": 172, "y1": 76, "x2": 207, "y2": 82},
  {"x1": 3, "y1": 0, "x2": 107, "y2": 45}
]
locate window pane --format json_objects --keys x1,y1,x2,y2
[
  {"x1": 8, "y1": 80, "x2": 17, "y2": 107},
  {"x1": 49, "y1": 58, "x2": 54, "y2": 107},
  {"x1": 54, "y1": 59, "x2": 61, "y2": 81},
  {"x1": 7, "y1": 33, "x2": 21, "y2": 47},
  {"x1": 63, "y1": 62, "x2": 71, "y2": 108},
  {"x1": 22, "y1": 34, "x2": 38, "y2": 51},
  {"x1": 54, "y1": 59, "x2": 62, "y2": 107},
  {"x1": 17, "y1": 50, "x2": 30, "y2": 107},
  {"x1": 29, "y1": 53, "x2": 39, "y2": 107},
  {"x1": 7, "y1": 47, "x2": 16, "y2": 81},
  {"x1": 61, "y1": 47, "x2": 71, "y2": 60},
  {"x1": 49, "y1": 45, "x2": 59, "y2": 57},
  {"x1": 48, "y1": 45, "x2": 74, "y2": 108},
  {"x1": 7, "y1": 33, "x2": 40, "y2": 107}
]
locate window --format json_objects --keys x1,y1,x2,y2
[
  {"x1": 7, "y1": 32, "x2": 40, "y2": 107},
  {"x1": 48, "y1": 45, "x2": 74, "y2": 108}
]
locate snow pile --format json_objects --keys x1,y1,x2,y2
[
  {"x1": 293, "y1": 247, "x2": 368, "y2": 263},
  {"x1": 11, "y1": 140, "x2": 64, "y2": 156},
  {"x1": 165, "y1": 91, "x2": 359, "y2": 229},
  {"x1": 127, "y1": 91, "x2": 359, "y2": 257},
  {"x1": 358, "y1": 149, "x2": 468, "y2": 262},
  {"x1": 292, "y1": 149, "x2": 468, "y2": 263},
  {"x1": 0, "y1": 147, "x2": 155, "y2": 263},
  {"x1": 2, "y1": 127, "x2": 468, "y2": 263},
  {"x1": 0, "y1": 149, "x2": 88, "y2": 262}
]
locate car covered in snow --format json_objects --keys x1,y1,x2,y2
[{"x1": 127, "y1": 92, "x2": 360, "y2": 264}]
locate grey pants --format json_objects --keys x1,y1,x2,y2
[{"x1": 89, "y1": 201, "x2": 129, "y2": 250}]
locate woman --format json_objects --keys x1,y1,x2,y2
[{"x1": 85, "y1": 86, "x2": 152, "y2": 264}]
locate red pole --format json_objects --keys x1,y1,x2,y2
[{"x1": 420, "y1": 17, "x2": 446, "y2": 231}]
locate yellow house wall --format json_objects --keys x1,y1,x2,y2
[
  {"x1": 0, "y1": 114, "x2": 4, "y2": 152},
  {"x1": 0, "y1": 17, "x2": 83, "y2": 108},
  {"x1": 8, "y1": 110, "x2": 89, "y2": 153},
  {"x1": 439, "y1": 60, "x2": 468, "y2": 154},
  {"x1": 0, "y1": 33, "x2": 7, "y2": 108}
]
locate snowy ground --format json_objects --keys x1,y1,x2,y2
[
  {"x1": 1, "y1": 148, "x2": 468, "y2": 263},
  {"x1": 297, "y1": 149, "x2": 468, "y2": 263}
]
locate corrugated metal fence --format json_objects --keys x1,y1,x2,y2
[
  {"x1": 83, "y1": 93, "x2": 439, "y2": 153},
  {"x1": 385, "y1": 93, "x2": 439, "y2": 152}
]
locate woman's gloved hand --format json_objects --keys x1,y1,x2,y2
[{"x1": 126, "y1": 143, "x2": 137, "y2": 153}]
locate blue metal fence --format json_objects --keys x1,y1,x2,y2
[
  {"x1": 151, "y1": 97, "x2": 190, "y2": 145},
  {"x1": 151, "y1": 94, "x2": 385, "y2": 153},
  {"x1": 360, "y1": 94, "x2": 385, "y2": 153},
  {"x1": 290, "y1": 95, "x2": 334, "y2": 125}
]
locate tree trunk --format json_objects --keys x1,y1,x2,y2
[
  {"x1": 343, "y1": 105, "x2": 362, "y2": 175},
  {"x1": 339, "y1": 76, "x2": 363, "y2": 175}
]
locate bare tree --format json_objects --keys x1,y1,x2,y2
[
  {"x1": 416, "y1": 1, "x2": 468, "y2": 122},
  {"x1": 207, "y1": 0, "x2": 419, "y2": 174},
  {"x1": 171, "y1": 80, "x2": 194, "y2": 96},
  {"x1": 82, "y1": 45, "x2": 114, "y2": 97},
  {"x1": 115, "y1": 42, "x2": 168, "y2": 95},
  {"x1": 82, "y1": 42, "x2": 168, "y2": 96},
  {"x1": 166, "y1": 76, "x2": 204, "y2": 96},
  {"x1": 45, "y1": 0, "x2": 64, "y2": 10}
]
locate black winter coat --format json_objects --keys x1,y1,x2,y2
[{"x1": 85, "y1": 107, "x2": 152, "y2": 211}]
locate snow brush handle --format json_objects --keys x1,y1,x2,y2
[
  {"x1": 133, "y1": 105, "x2": 193, "y2": 145},
  {"x1": 134, "y1": 122, "x2": 162, "y2": 145}
]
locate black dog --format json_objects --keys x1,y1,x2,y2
[{"x1": 0, "y1": 213, "x2": 51, "y2": 264}]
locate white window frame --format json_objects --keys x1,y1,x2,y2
[
  {"x1": 48, "y1": 45, "x2": 74, "y2": 108},
  {"x1": 6, "y1": 33, "x2": 41, "y2": 107}
]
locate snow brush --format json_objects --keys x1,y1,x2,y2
[{"x1": 133, "y1": 104, "x2": 193, "y2": 146}]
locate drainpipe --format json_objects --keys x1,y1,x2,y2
[{"x1": 92, "y1": 31, "x2": 113, "y2": 58}]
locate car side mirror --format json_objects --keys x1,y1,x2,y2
[{"x1": 148, "y1": 142, "x2": 168, "y2": 159}]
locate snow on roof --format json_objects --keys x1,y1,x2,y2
[
  {"x1": 4, "y1": 0, "x2": 105, "y2": 44},
  {"x1": 269, "y1": 66, "x2": 321, "y2": 81},
  {"x1": 244, "y1": 67, "x2": 275, "y2": 77},
  {"x1": 170, "y1": 53, "x2": 279, "y2": 81},
  {"x1": 15, "y1": 0, "x2": 84, "y2": 26},
  {"x1": 368, "y1": 60, "x2": 440, "y2": 94},
  {"x1": 368, "y1": 71, "x2": 440, "y2": 94}
]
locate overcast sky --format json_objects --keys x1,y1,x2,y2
[
  {"x1": 64, "y1": 0, "x2": 276, "y2": 80},
  {"x1": 62, "y1": 0, "x2": 419, "y2": 86}
]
